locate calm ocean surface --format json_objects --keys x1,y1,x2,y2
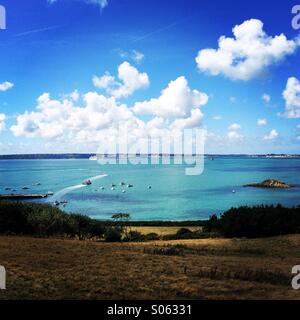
[{"x1": 0, "y1": 156, "x2": 300, "y2": 221}]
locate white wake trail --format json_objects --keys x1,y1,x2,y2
[{"x1": 49, "y1": 174, "x2": 108, "y2": 202}]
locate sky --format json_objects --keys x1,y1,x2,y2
[{"x1": 0, "y1": 0, "x2": 300, "y2": 154}]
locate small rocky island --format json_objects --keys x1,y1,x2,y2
[{"x1": 244, "y1": 179, "x2": 294, "y2": 189}]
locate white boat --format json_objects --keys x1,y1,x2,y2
[{"x1": 82, "y1": 180, "x2": 92, "y2": 186}]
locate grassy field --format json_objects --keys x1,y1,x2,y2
[
  {"x1": 1, "y1": 234, "x2": 300, "y2": 300},
  {"x1": 132, "y1": 226, "x2": 202, "y2": 236}
]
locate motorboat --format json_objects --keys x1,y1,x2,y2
[{"x1": 82, "y1": 180, "x2": 92, "y2": 186}]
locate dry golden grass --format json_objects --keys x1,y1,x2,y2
[
  {"x1": 131, "y1": 226, "x2": 202, "y2": 236},
  {"x1": 0, "y1": 234, "x2": 300, "y2": 300}
]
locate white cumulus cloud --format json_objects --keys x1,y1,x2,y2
[
  {"x1": 227, "y1": 131, "x2": 243, "y2": 140},
  {"x1": 263, "y1": 129, "x2": 278, "y2": 140},
  {"x1": 10, "y1": 76, "x2": 208, "y2": 148},
  {"x1": 282, "y1": 77, "x2": 300, "y2": 118},
  {"x1": 195, "y1": 19, "x2": 298, "y2": 81},
  {"x1": 116, "y1": 49, "x2": 145, "y2": 63},
  {"x1": 257, "y1": 118, "x2": 267, "y2": 126},
  {"x1": 228, "y1": 123, "x2": 241, "y2": 131},
  {"x1": 262, "y1": 94, "x2": 271, "y2": 104},
  {"x1": 48, "y1": 0, "x2": 108, "y2": 9},
  {"x1": 93, "y1": 61, "x2": 149, "y2": 99},
  {"x1": 0, "y1": 81, "x2": 14, "y2": 92},
  {"x1": 133, "y1": 76, "x2": 208, "y2": 120},
  {"x1": 0, "y1": 114, "x2": 6, "y2": 133}
]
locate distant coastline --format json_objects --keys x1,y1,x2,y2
[{"x1": 0, "y1": 153, "x2": 300, "y2": 160}]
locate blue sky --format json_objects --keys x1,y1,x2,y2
[{"x1": 0, "y1": 0, "x2": 300, "y2": 154}]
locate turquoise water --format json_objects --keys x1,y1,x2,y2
[{"x1": 0, "y1": 157, "x2": 300, "y2": 221}]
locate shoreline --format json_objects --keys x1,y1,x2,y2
[{"x1": 0, "y1": 153, "x2": 300, "y2": 160}]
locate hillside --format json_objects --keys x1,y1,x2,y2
[{"x1": 0, "y1": 235, "x2": 300, "y2": 300}]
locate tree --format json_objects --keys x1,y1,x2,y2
[{"x1": 111, "y1": 213, "x2": 131, "y2": 239}]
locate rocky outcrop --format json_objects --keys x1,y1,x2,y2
[{"x1": 244, "y1": 179, "x2": 294, "y2": 189}]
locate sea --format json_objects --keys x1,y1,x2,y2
[{"x1": 0, "y1": 156, "x2": 300, "y2": 221}]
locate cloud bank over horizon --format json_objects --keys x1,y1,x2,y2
[{"x1": 10, "y1": 62, "x2": 209, "y2": 151}]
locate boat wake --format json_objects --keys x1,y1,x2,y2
[{"x1": 49, "y1": 174, "x2": 108, "y2": 202}]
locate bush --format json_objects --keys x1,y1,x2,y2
[
  {"x1": 206, "y1": 204, "x2": 300, "y2": 238},
  {"x1": 176, "y1": 228, "x2": 194, "y2": 238},
  {"x1": 124, "y1": 230, "x2": 145, "y2": 242},
  {"x1": 104, "y1": 227, "x2": 122, "y2": 242},
  {"x1": 144, "y1": 233, "x2": 160, "y2": 241},
  {"x1": 144, "y1": 245, "x2": 185, "y2": 256},
  {"x1": 0, "y1": 201, "x2": 106, "y2": 239},
  {"x1": 162, "y1": 228, "x2": 207, "y2": 240},
  {"x1": 88, "y1": 221, "x2": 106, "y2": 238},
  {"x1": 0, "y1": 201, "x2": 29, "y2": 234}
]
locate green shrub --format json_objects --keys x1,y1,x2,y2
[
  {"x1": 124, "y1": 230, "x2": 145, "y2": 242},
  {"x1": 144, "y1": 233, "x2": 160, "y2": 241},
  {"x1": 207, "y1": 204, "x2": 300, "y2": 238},
  {"x1": 88, "y1": 221, "x2": 106, "y2": 238},
  {"x1": 144, "y1": 245, "x2": 185, "y2": 256},
  {"x1": 162, "y1": 228, "x2": 209, "y2": 240},
  {"x1": 176, "y1": 228, "x2": 194, "y2": 238},
  {"x1": 104, "y1": 227, "x2": 122, "y2": 242},
  {"x1": 0, "y1": 201, "x2": 105, "y2": 239}
]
